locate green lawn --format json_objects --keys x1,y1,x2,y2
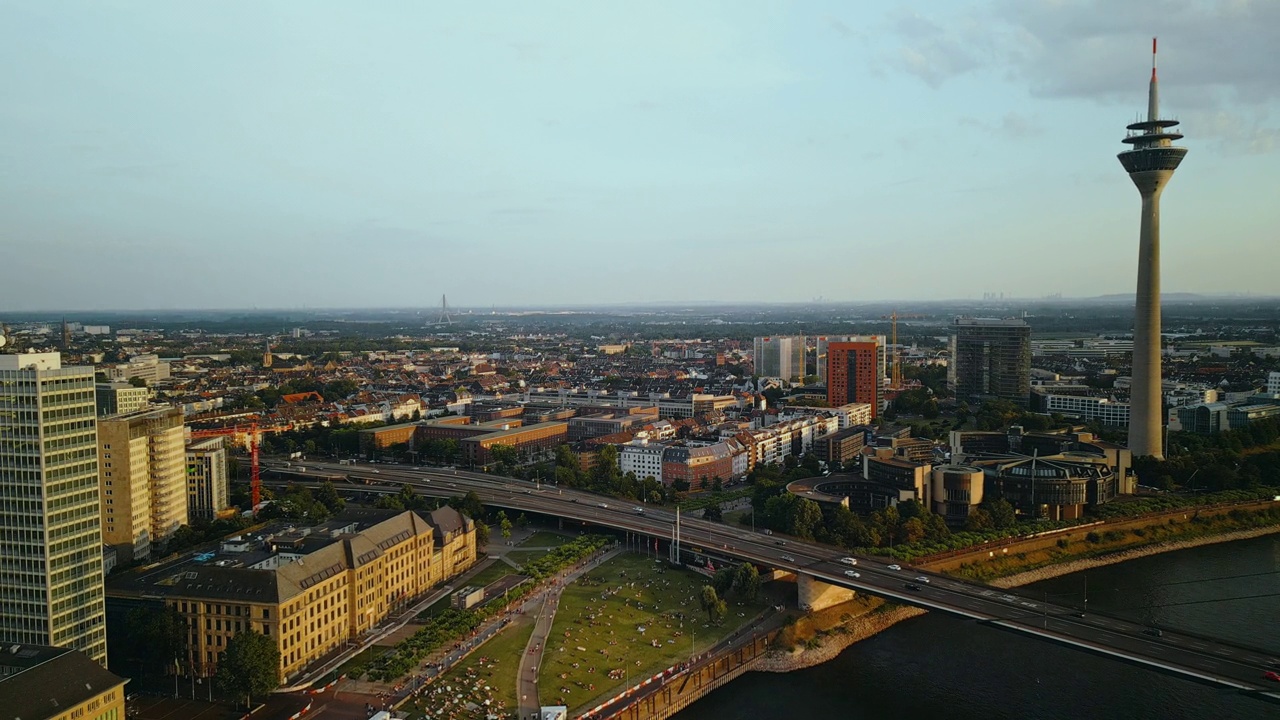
[
  {"x1": 401, "y1": 616, "x2": 536, "y2": 720},
  {"x1": 332, "y1": 645, "x2": 386, "y2": 681},
  {"x1": 537, "y1": 553, "x2": 767, "y2": 713},
  {"x1": 416, "y1": 560, "x2": 517, "y2": 619}
]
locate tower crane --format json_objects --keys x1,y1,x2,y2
[
  {"x1": 189, "y1": 422, "x2": 271, "y2": 514},
  {"x1": 881, "y1": 312, "x2": 924, "y2": 391}
]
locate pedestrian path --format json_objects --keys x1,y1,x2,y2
[
  {"x1": 517, "y1": 547, "x2": 622, "y2": 719},
  {"x1": 389, "y1": 545, "x2": 620, "y2": 714}
]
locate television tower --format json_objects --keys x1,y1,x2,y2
[{"x1": 1118, "y1": 38, "x2": 1187, "y2": 459}]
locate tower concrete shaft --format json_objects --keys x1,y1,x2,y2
[{"x1": 1118, "y1": 37, "x2": 1186, "y2": 459}]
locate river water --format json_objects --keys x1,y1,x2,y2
[{"x1": 678, "y1": 534, "x2": 1280, "y2": 720}]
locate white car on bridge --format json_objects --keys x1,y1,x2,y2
[{"x1": 840, "y1": 557, "x2": 857, "y2": 566}]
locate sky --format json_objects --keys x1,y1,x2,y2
[{"x1": 1, "y1": 1, "x2": 1277, "y2": 311}]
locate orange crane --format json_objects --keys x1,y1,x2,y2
[{"x1": 190, "y1": 423, "x2": 267, "y2": 513}]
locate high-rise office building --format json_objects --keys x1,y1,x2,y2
[
  {"x1": 1118, "y1": 39, "x2": 1187, "y2": 460},
  {"x1": 0, "y1": 352, "x2": 107, "y2": 664},
  {"x1": 816, "y1": 335, "x2": 885, "y2": 382},
  {"x1": 947, "y1": 318, "x2": 1032, "y2": 405},
  {"x1": 753, "y1": 336, "x2": 806, "y2": 382},
  {"x1": 186, "y1": 436, "x2": 229, "y2": 521},
  {"x1": 94, "y1": 382, "x2": 149, "y2": 416},
  {"x1": 97, "y1": 406, "x2": 187, "y2": 560},
  {"x1": 826, "y1": 338, "x2": 886, "y2": 418}
]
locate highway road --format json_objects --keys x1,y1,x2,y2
[{"x1": 265, "y1": 459, "x2": 1280, "y2": 701}]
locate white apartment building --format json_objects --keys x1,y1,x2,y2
[
  {"x1": 1269, "y1": 371, "x2": 1280, "y2": 396},
  {"x1": 618, "y1": 439, "x2": 665, "y2": 483},
  {"x1": 186, "y1": 436, "x2": 230, "y2": 521},
  {"x1": 107, "y1": 354, "x2": 171, "y2": 384},
  {"x1": 0, "y1": 352, "x2": 107, "y2": 664},
  {"x1": 1044, "y1": 394, "x2": 1131, "y2": 427}
]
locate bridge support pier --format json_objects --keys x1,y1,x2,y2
[{"x1": 797, "y1": 573, "x2": 855, "y2": 612}]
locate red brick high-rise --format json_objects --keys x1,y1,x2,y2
[{"x1": 826, "y1": 339, "x2": 885, "y2": 418}]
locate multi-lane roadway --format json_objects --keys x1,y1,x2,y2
[{"x1": 265, "y1": 459, "x2": 1280, "y2": 701}]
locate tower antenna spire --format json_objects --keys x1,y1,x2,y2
[{"x1": 1148, "y1": 37, "x2": 1159, "y2": 122}]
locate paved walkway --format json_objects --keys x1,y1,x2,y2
[
  {"x1": 517, "y1": 547, "x2": 622, "y2": 720},
  {"x1": 387, "y1": 545, "x2": 619, "y2": 714}
]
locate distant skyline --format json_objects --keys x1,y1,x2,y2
[{"x1": 2, "y1": 2, "x2": 1277, "y2": 311}]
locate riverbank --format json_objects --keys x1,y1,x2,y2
[
  {"x1": 988, "y1": 524, "x2": 1280, "y2": 588},
  {"x1": 754, "y1": 520, "x2": 1280, "y2": 674},
  {"x1": 755, "y1": 603, "x2": 926, "y2": 673}
]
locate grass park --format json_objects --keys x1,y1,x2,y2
[
  {"x1": 400, "y1": 614, "x2": 537, "y2": 720},
  {"x1": 536, "y1": 552, "x2": 769, "y2": 712}
]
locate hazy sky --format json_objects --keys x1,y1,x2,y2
[{"x1": 2, "y1": 1, "x2": 1277, "y2": 310}]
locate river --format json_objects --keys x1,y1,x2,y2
[{"x1": 677, "y1": 534, "x2": 1280, "y2": 720}]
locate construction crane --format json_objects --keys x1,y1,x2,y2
[
  {"x1": 880, "y1": 311, "x2": 923, "y2": 391},
  {"x1": 189, "y1": 423, "x2": 267, "y2": 514}
]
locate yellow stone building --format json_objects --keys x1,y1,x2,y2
[
  {"x1": 109, "y1": 507, "x2": 476, "y2": 681},
  {"x1": 97, "y1": 406, "x2": 188, "y2": 560},
  {"x1": 0, "y1": 644, "x2": 127, "y2": 720}
]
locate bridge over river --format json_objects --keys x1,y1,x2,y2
[{"x1": 264, "y1": 459, "x2": 1280, "y2": 703}]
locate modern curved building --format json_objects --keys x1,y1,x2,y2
[
  {"x1": 970, "y1": 452, "x2": 1117, "y2": 521},
  {"x1": 930, "y1": 464, "x2": 985, "y2": 524}
]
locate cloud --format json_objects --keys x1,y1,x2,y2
[
  {"x1": 825, "y1": 16, "x2": 856, "y2": 39},
  {"x1": 883, "y1": 1, "x2": 1280, "y2": 151},
  {"x1": 960, "y1": 111, "x2": 1042, "y2": 139},
  {"x1": 884, "y1": 9, "x2": 992, "y2": 87}
]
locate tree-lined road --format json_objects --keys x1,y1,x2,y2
[{"x1": 264, "y1": 459, "x2": 1280, "y2": 702}]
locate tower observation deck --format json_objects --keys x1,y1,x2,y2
[{"x1": 1119, "y1": 38, "x2": 1186, "y2": 460}]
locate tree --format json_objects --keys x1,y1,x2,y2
[
  {"x1": 702, "y1": 505, "x2": 723, "y2": 522},
  {"x1": 474, "y1": 519, "x2": 491, "y2": 546},
  {"x1": 964, "y1": 508, "x2": 994, "y2": 532},
  {"x1": 458, "y1": 490, "x2": 484, "y2": 519},
  {"x1": 981, "y1": 498, "x2": 1018, "y2": 529},
  {"x1": 216, "y1": 630, "x2": 280, "y2": 707},
  {"x1": 699, "y1": 585, "x2": 726, "y2": 623},
  {"x1": 730, "y1": 563, "x2": 761, "y2": 601},
  {"x1": 789, "y1": 498, "x2": 823, "y2": 540},
  {"x1": 498, "y1": 510, "x2": 512, "y2": 539},
  {"x1": 490, "y1": 443, "x2": 519, "y2": 469},
  {"x1": 128, "y1": 376, "x2": 148, "y2": 388},
  {"x1": 314, "y1": 480, "x2": 345, "y2": 514},
  {"x1": 122, "y1": 606, "x2": 187, "y2": 674}
]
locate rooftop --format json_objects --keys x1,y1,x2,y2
[
  {"x1": 107, "y1": 508, "x2": 463, "y2": 603},
  {"x1": 0, "y1": 645, "x2": 127, "y2": 720}
]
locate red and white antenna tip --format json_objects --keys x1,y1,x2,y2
[{"x1": 1151, "y1": 37, "x2": 1158, "y2": 79}]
